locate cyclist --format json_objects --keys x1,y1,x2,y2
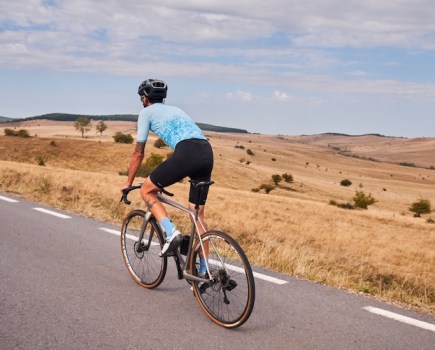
[{"x1": 120, "y1": 79, "x2": 213, "y2": 272}]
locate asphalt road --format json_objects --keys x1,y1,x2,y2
[{"x1": 1, "y1": 193, "x2": 434, "y2": 349}]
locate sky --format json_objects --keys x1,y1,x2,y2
[{"x1": 1, "y1": 0, "x2": 435, "y2": 137}]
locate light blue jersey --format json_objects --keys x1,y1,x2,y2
[{"x1": 136, "y1": 103, "x2": 206, "y2": 150}]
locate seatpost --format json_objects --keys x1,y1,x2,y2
[{"x1": 194, "y1": 187, "x2": 202, "y2": 221}]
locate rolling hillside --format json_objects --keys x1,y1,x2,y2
[
  {"x1": 0, "y1": 116, "x2": 12, "y2": 123},
  {"x1": 0, "y1": 122, "x2": 434, "y2": 314},
  {"x1": 0, "y1": 113, "x2": 248, "y2": 133}
]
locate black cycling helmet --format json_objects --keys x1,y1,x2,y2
[{"x1": 138, "y1": 79, "x2": 167, "y2": 102}]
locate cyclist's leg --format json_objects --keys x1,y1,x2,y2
[
  {"x1": 188, "y1": 203, "x2": 207, "y2": 233},
  {"x1": 188, "y1": 203, "x2": 209, "y2": 263},
  {"x1": 188, "y1": 180, "x2": 212, "y2": 274},
  {"x1": 141, "y1": 147, "x2": 190, "y2": 254},
  {"x1": 141, "y1": 142, "x2": 188, "y2": 225},
  {"x1": 186, "y1": 140, "x2": 213, "y2": 271},
  {"x1": 141, "y1": 179, "x2": 183, "y2": 256},
  {"x1": 140, "y1": 178, "x2": 168, "y2": 222}
]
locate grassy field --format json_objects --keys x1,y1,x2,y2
[{"x1": 1, "y1": 121, "x2": 434, "y2": 314}]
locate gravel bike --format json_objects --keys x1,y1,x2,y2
[{"x1": 120, "y1": 180, "x2": 255, "y2": 328}]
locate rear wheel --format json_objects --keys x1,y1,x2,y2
[
  {"x1": 121, "y1": 210, "x2": 167, "y2": 288},
  {"x1": 190, "y1": 230, "x2": 255, "y2": 328}
]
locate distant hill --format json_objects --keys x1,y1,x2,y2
[
  {"x1": 319, "y1": 132, "x2": 395, "y2": 138},
  {"x1": 196, "y1": 123, "x2": 248, "y2": 133},
  {"x1": 0, "y1": 116, "x2": 13, "y2": 123},
  {"x1": 3, "y1": 113, "x2": 248, "y2": 134}
]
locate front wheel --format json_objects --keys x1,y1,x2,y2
[
  {"x1": 121, "y1": 210, "x2": 167, "y2": 289},
  {"x1": 190, "y1": 230, "x2": 255, "y2": 328}
]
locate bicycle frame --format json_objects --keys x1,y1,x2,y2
[
  {"x1": 120, "y1": 181, "x2": 256, "y2": 328},
  {"x1": 155, "y1": 192, "x2": 211, "y2": 284}
]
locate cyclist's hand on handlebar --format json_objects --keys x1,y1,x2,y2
[
  {"x1": 120, "y1": 181, "x2": 132, "y2": 193},
  {"x1": 120, "y1": 182, "x2": 132, "y2": 204},
  {"x1": 120, "y1": 182, "x2": 143, "y2": 205}
]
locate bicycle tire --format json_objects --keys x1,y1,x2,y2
[
  {"x1": 190, "y1": 230, "x2": 255, "y2": 328},
  {"x1": 121, "y1": 210, "x2": 167, "y2": 289}
]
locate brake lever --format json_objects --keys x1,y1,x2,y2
[{"x1": 120, "y1": 189, "x2": 131, "y2": 205}]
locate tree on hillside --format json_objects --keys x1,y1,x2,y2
[
  {"x1": 271, "y1": 174, "x2": 282, "y2": 186},
  {"x1": 409, "y1": 198, "x2": 432, "y2": 217},
  {"x1": 74, "y1": 116, "x2": 91, "y2": 138},
  {"x1": 96, "y1": 120, "x2": 108, "y2": 139},
  {"x1": 282, "y1": 173, "x2": 293, "y2": 183}
]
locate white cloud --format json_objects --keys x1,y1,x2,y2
[
  {"x1": 1, "y1": 0, "x2": 435, "y2": 104},
  {"x1": 225, "y1": 90, "x2": 253, "y2": 102},
  {"x1": 272, "y1": 90, "x2": 293, "y2": 102},
  {"x1": 348, "y1": 71, "x2": 367, "y2": 76},
  {"x1": 2, "y1": 0, "x2": 434, "y2": 49}
]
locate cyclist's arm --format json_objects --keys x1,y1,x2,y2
[
  {"x1": 123, "y1": 142, "x2": 145, "y2": 187},
  {"x1": 122, "y1": 111, "x2": 150, "y2": 189}
]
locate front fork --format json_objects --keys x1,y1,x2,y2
[{"x1": 135, "y1": 211, "x2": 153, "y2": 253}]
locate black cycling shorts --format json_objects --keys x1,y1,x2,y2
[{"x1": 150, "y1": 139, "x2": 214, "y2": 205}]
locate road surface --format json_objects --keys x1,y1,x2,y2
[{"x1": 1, "y1": 193, "x2": 434, "y2": 349}]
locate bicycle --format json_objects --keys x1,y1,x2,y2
[{"x1": 120, "y1": 180, "x2": 255, "y2": 328}]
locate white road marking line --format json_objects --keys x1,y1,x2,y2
[
  {"x1": 363, "y1": 306, "x2": 435, "y2": 332},
  {"x1": 99, "y1": 227, "x2": 159, "y2": 246},
  {"x1": 33, "y1": 208, "x2": 72, "y2": 219},
  {"x1": 100, "y1": 227, "x2": 122, "y2": 236},
  {"x1": 100, "y1": 227, "x2": 288, "y2": 285},
  {"x1": 0, "y1": 195, "x2": 19, "y2": 203},
  {"x1": 208, "y1": 259, "x2": 288, "y2": 285}
]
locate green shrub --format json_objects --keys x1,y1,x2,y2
[
  {"x1": 251, "y1": 188, "x2": 260, "y2": 193},
  {"x1": 16, "y1": 129, "x2": 30, "y2": 138},
  {"x1": 146, "y1": 153, "x2": 164, "y2": 168},
  {"x1": 282, "y1": 173, "x2": 293, "y2": 183},
  {"x1": 271, "y1": 174, "x2": 282, "y2": 186},
  {"x1": 4, "y1": 128, "x2": 16, "y2": 136},
  {"x1": 37, "y1": 156, "x2": 46, "y2": 166},
  {"x1": 409, "y1": 198, "x2": 432, "y2": 217},
  {"x1": 338, "y1": 202, "x2": 354, "y2": 209},
  {"x1": 247, "y1": 149, "x2": 255, "y2": 156},
  {"x1": 329, "y1": 200, "x2": 354, "y2": 210},
  {"x1": 4, "y1": 128, "x2": 30, "y2": 137},
  {"x1": 259, "y1": 183, "x2": 275, "y2": 194},
  {"x1": 154, "y1": 138, "x2": 167, "y2": 148},
  {"x1": 137, "y1": 153, "x2": 164, "y2": 178},
  {"x1": 353, "y1": 191, "x2": 376, "y2": 209},
  {"x1": 137, "y1": 164, "x2": 153, "y2": 178},
  {"x1": 340, "y1": 179, "x2": 352, "y2": 187},
  {"x1": 113, "y1": 132, "x2": 134, "y2": 144}
]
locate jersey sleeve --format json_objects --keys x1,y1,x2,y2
[{"x1": 136, "y1": 109, "x2": 151, "y2": 143}]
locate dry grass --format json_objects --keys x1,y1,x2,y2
[{"x1": 1, "y1": 124, "x2": 434, "y2": 315}]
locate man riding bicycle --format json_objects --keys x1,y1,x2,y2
[{"x1": 120, "y1": 79, "x2": 214, "y2": 273}]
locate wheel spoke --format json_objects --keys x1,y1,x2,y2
[
  {"x1": 121, "y1": 211, "x2": 167, "y2": 289},
  {"x1": 191, "y1": 230, "x2": 255, "y2": 328}
]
